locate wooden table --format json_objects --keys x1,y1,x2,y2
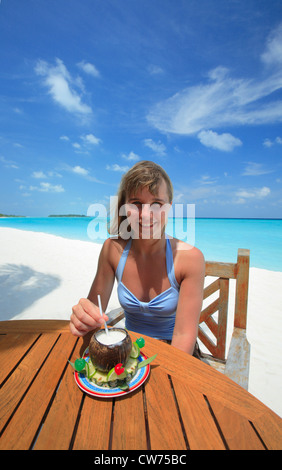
[{"x1": 0, "y1": 320, "x2": 281, "y2": 451}]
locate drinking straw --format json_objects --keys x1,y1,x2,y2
[{"x1": 98, "y1": 294, "x2": 109, "y2": 336}]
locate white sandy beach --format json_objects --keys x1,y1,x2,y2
[{"x1": 0, "y1": 227, "x2": 281, "y2": 417}]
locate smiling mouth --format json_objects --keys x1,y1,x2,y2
[
  {"x1": 139, "y1": 222, "x2": 156, "y2": 228},
  {"x1": 136, "y1": 221, "x2": 163, "y2": 238}
]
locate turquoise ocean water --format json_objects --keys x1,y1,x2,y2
[{"x1": 0, "y1": 217, "x2": 281, "y2": 271}]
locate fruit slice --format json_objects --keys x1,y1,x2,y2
[
  {"x1": 93, "y1": 370, "x2": 109, "y2": 385},
  {"x1": 106, "y1": 367, "x2": 127, "y2": 382},
  {"x1": 130, "y1": 342, "x2": 140, "y2": 359},
  {"x1": 86, "y1": 359, "x2": 96, "y2": 379},
  {"x1": 125, "y1": 357, "x2": 138, "y2": 375}
]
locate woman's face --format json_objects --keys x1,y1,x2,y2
[{"x1": 124, "y1": 178, "x2": 172, "y2": 239}]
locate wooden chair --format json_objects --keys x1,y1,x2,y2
[{"x1": 107, "y1": 249, "x2": 251, "y2": 390}]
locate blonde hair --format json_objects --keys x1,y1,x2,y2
[{"x1": 108, "y1": 160, "x2": 173, "y2": 237}]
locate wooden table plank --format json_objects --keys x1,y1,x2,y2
[
  {"x1": 140, "y1": 335, "x2": 273, "y2": 421},
  {"x1": 0, "y1": 333, "x2": 77, "y2": 450},
  {"x1": 171, "y1": 376, "x2": 226, "y2": 450},
  {"x1": 111, "y1": 388, "x2": 148, "y2": 450},
  {"x1": 0, "y1": 320, "x2": 70, "y2": 333},
  {"x1": 207, "y1": 397, "x2": 265, "y2": 450},
  {"x1": 0, "y1": 333, "x2": 60, "y2": 432},
  {"x1": 0, "y1": 323, "x2": 281, "y2": 451},
  {"x1": 33, "y1": 337, "x2": 83, "y2": 450},
  {"x1": 73, "y1": 396, "x2": 113, "y2": 450},
  {"x1": 144, "y1": 366, "x2": 187, "y2": 450},
  {"x1": 251, "y1": 410, "x2": 282, "y2": 450},
  {"x1": 0, "y1": 333, "x2": 39, "y2": 384}
]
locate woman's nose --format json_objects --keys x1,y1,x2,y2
[{"x1": 140, "y1": 204, "x2": 152, "y2": 220}]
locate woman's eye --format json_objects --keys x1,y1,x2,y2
[
  {"x1": 127, "y1": 201, "x2": 163, "y2": 210},
  {"x1": 128, "y1": 202, "x2": 142, "y2": 210}
]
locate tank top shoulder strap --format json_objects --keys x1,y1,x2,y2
[
  {"x1": 166, "y1": 238, "x2": 180, "y2": 290},
  {"x1": 116, "y1": 237, "x2": 179, "y2": 289},
  {"x1": 115, "y1": 238, "x2": 132, "y2": 282}
]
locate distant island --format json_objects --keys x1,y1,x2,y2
[
  {"x1": 0, "y1": 213, "x2": 24, "y2": 217},
  {"x1": 48, "y1": 214, "x2": 87, "y2": 217}
]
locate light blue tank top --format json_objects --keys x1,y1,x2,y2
[{"x1": 115, "y1": 238, "x2": 180, "y2": 340}]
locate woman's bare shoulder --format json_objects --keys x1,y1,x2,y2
[
  {"x1": 170, "y1": 237, "x2": 204, "y2": 257},
  {"x1": 101, "y1": 237, "x2": 128, "y2": 268},
  {"x1": 170, "y1": 237, "x2": 205, "y2": 281}
]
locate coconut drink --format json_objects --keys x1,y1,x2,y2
[
  {"x1": 89, "y1": 327, "x2": 132, "y2": 372},
  {"x1": 70, "y1": 327, "x2": 157, "y2": 392}
]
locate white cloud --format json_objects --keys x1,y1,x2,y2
[
  {"x1": 263, "y1": 136, "x2": 282, "y2": 147},
  {"x1": 261, "y1": 23, "x2": 282, "y2": 67},
  {"x1": 62, "y1": 164, "x2": 103, "y2": 183},
  {"x1": 48, "y1": 171, "x2": 62, "y2": 178},
  {"x1": 198, "y1": 130, "x2": 242, "y2": 151},
  {"x1": 106, "y1": 164, "x2": 129, "y2": 172},
  {"x1": 258, "y1": 187, "x2": 271, "y2": 197},
  {"x1": 77, "y1": 61, "x2": 100, "y2": 78},
  {"x1": 31, "y1": 171, "x2": 47, "y2": 178},
  {"x1": 143, "y1": 138, "x2": 166, "y2": 156},
  {"x1": 147, "y1": 25, "x2": 282, "y2": 136},
  {"x1": 60, "y1": 133, "x2": 101, "y2": 153},
  {"x1": 72, "y1": 166, "x2": 89, "y2": 176},
  {"x1": 29, "y1": 182, "x2": 65, "y2": 193},
  {"x1": 235, "y1": 186, "x2": 271, "y2": 202},
  {"x1": 242, "y1": 162, "x2": 273, "y2": 176},
  {"x1": 35, "y1": 58, "x2": 92, "y2": 115},
  {"x1": 263, "y1": 138, "x2": 274, "y2": 148},
  {"x1": 174, "y1": 180, "x2": 272, "y2": 208},
  {"x1": 0, "y1": 156, "x2": 19, "y2": 169},
  {"x1": 147, "y1": 64, "x2": 164, "y2": 75},
  {"x1": 199, "y1": 175, "x2": 218, "y2": 185},
  {"x1": 122, "y1": 151, "x2": 140, "y2": 161},
  {"x1": 148, "y1": 66, "x2": 282, "y2": 134},
  {"x1": 174, "y1": 182, "x2": 221, "y2": 203},
  {"x1": 72, "y1": 142, "x2": 81, "y2": 149},
  {"x1": 81, "y1": 133, "x2": 101, "y2": 145},
  {"x1": 31, "y1": 170, "x2": 62, "y2": 179}
]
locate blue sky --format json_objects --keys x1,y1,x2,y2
[{"x1": 1, "y1": 0, "x2": 282, "y2": 218}]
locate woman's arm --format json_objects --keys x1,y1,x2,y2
[
  {"x1": 70, "y1": 238, "x2": 116, "y2": 337},
  {"x1": 171, "y1": 246, "x2": 205, "y2": 354}
]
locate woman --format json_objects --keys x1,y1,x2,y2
[{"x1": 70, "y1": 161, "x2": 205, "y2": 357}]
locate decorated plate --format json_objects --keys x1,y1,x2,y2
[{"x1": 74, "y1": 349, "x2": 150, "y2": 398}]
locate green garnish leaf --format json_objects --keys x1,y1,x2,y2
[{"x1": 137, "y1": 354, "x2": 157, "y2": 369}]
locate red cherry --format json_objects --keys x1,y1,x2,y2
[{"x1": 114, "y1": 363, "x2": 125, "y2": 375}]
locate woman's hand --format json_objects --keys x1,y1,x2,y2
[{"x1": 70, "y1": 297, "x2": 109, "y2": 337}]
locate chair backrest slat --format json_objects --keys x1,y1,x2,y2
[
  {"x1": 205, "y1": 261, "x2": 236, "y2": 279},
  {"x1": 199, "y1": 249, "x2": 250, "y2": 361},
  {"x1": 203, "y1": 278, "x2": 220, "y2": 299},
  {"x1": 234, "y1": 249, "x2": 250, "y2": 329}
]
